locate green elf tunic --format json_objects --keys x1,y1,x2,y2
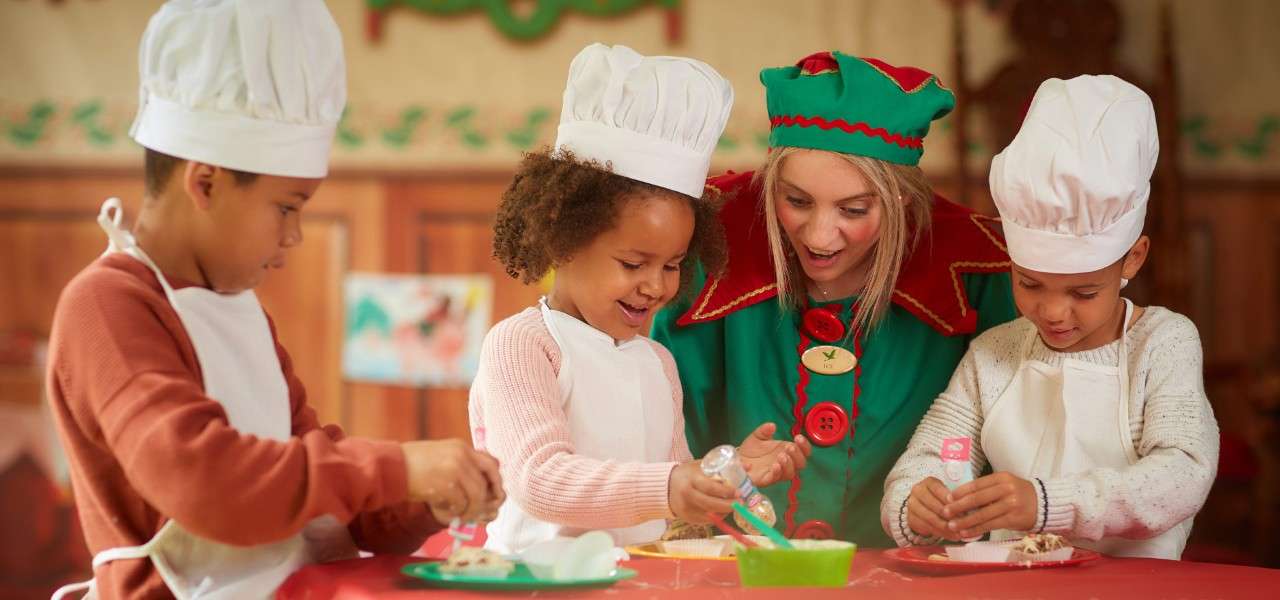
[{"x1": 653, "y1": 171, "x2": 1017, "y2": 546}]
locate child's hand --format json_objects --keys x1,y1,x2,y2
[
  {"x1": 401, "y1": 439, "x2": 505, "y2": 523},
  {"x1": 906, "y1": 477, "x2": 959, "y2": 541},
  {"x1": 667, "y1": 461, "x2": 736, "y2": 523},
  {"x1": 941, "y1": 472, "x2": 1038, "y2": 539},
  {"x1": 737, "y1": 422, "x2": 812, "y2": 487}
]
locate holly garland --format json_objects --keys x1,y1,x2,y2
[
  {"x1": 5, "y1": 99, "x2": 118, "y2": 148},
  {"x1": 366, "y1": 0, "x2": 682, "y2": 42},
  {"x1": 1, "y1": 98, "x2": 1276, "y2": 164},
  {"x1": 1183, "y1": 115, "x2": 1280, "y2": 160}
]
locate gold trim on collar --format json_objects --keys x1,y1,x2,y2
[
  {"x1": 893, "y1": 290, "x2": 954, "y2": 334},
  {"x1": 948, "y1": 261, "x2": 1013, "y2": 318},
  {"x1": 970, "y1": 213, "x2": 1008, "y2": 253},
  {"x1": 688, "y1": 278, "x2": 777, "y2": 322}
]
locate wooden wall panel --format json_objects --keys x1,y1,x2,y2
[
  {"x1": 348, "y1": 175, "x2": 543, "y2": 443},
  {"x1": 1182, "y1": 181, "x2": 1280, "y2": 364},
  {"x1": 0, "y1": 177, "x2": 145, "y2": 339},
  {"x1": 0, "y1": 173, "x2": 388, "y2": 436},
  {"x1": 256, "y1": 220, "x2": 349, "y2": 429},
  {"x1": 257, "y1": 178, "x2": 386, "y2": 430}
]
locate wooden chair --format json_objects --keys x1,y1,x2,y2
[{"x1": 949, "y1": 0, "x2": 1190, "y2": 314}]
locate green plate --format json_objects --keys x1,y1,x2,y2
[{"x1": 401, "y1": 562, "x2": 638, "y2": 590}]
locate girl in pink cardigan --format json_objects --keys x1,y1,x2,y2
[{"x1": 470, "y1": 44, "x2": 810, "y2": 553}]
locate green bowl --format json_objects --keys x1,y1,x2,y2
[{"x1": 735, "y1": 540, "x2": 856, "y2": 587}]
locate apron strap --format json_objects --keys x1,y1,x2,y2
[
  {"x1": 92, "y1": 542, "x2": 154, "y2": 568},
  {"x1": 97, "y1": 198, "x2": 135, "y2": 254},
  {"x1": 49, "y1": 521, "x2": 172, "y2": 600},
  {"x1": 537, "y1": 297, "x2": 566, "y2": 347},
  {"x1": 95, "y1": 198, "x2": 179, "y2": 301},
  {"x1": 1116, "y1": 297, "x2": 1139, "y2": 463},
  {"x1": 49, "y1": 578, "x2": 94, "y2": 600},
  {"x1": 1018, "y1": 319, "x2": 1040, "y2": 359}
]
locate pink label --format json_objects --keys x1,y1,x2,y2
[
  {"x1": 940, "y1": 437, "x2": 971, "y2": 462},
  {"x1": 449, "y1": 520, "x2": 478, "y2": 540}
]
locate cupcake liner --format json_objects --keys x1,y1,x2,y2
[
  {"x1": 439, "y1": 565, "x2": 514, "y2": 579},
  {"x1": 944, "y1": 541, "x2": 1014, "y2": 563},
  {"x1": 942, "y1": 535, "x2": 1075, "y2": 564},
  {"x1": 714, "y1": 534, "x2": 774, "y2": 552},
  {"x1": 659, "y1": 539, "x2": 732, "y2": 557},
  {"x1": 1013, "y1": 546, "x2": 1074, "y2": 563}
]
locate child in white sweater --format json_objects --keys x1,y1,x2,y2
[{"x1": 881, "y1": 75, "x2": 1218, "y2": 559}]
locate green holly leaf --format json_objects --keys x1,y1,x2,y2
[
  {"x1": 1236, "y1": 115, "x2": 1279, "y2": 159},
  {"x1": 382, "y1": 106, "x2": 426, "y2": 148},
  {"x1": 68, "y1": 100, "x2": 115, "y2": 146},
  {"x1": 71, "y1": 101, "x2": 102, "y2": 123},
  {"x1": 1180, "y1": 115, "x2": 1208, "y2": 133},
  {"x1": 462, "y1": 130, "x2": 488, "y2": 148},
  {"x1": 336, "y1": 106, "x2": 364, "y2": 148},
  {"x1": 446, "y1": 107, "x2": 475, "y2": 126},
  {"x1": 86, "y1": 126, "x2": 114, "y2": 146},
  {"x1": 1194, "y1": 140, "x2": 1223, "y2": 158},
  {"x1": 8, "y1": 100, "x2": 56, "y2": 146},
  {"x1": 505, "y1": 107, "x2": 551, "y2": 149}
]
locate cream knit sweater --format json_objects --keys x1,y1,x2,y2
[{"x1": 881, "y1": 306, "x2": 1219, "y2": 553}]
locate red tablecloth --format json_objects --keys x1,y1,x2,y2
[{"x1": 277, "y1": 549, "x2": 1280, "y2": 600}]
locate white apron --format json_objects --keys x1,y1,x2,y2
[
  {"x1": 53, "y1": 198, "x2": 357, "y2": 600},
  {"x1": 484, "y1": 299, "x2": 675, "y2": 553},
  {"x1": 980, "y1": 300, "x2": 1188, "y2": 559}
]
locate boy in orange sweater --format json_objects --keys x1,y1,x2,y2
[{"x1": 47, "y1": 2, "x2": 502, "y2": 598}]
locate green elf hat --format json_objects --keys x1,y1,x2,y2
[{"x1": 761, "y1": 51, "x2": 955, "y2": 166}]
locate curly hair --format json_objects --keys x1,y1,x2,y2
[{"x1": 493, "y1": 148, "x2": 727, "y2": 297}]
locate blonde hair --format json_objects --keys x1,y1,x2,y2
[{"x1": 757, "y1": 147, "x2": 933, "y2": 334}]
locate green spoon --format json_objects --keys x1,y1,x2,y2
[{"x1": 731, "y1": 502, "x2": 794, "y2": 549}]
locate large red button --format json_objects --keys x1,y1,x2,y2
[
  {"x1": 792, "y1": 519, "x2": 835, "y2": 540},
  {"x1": 802, "y1": 308, "x2": 845, "y2": 343},
  {"x1": 803, "y1": 401, "x2": 849, "y2": 447}
]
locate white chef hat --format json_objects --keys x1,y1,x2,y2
[
  {"x1": 989, "y1": 75, "x2": 1158, "y2": 274},
  {"x1": 130, "y1": 0, "x2": 347, "y2": 179},
  {"x1": 554, "y1": 43, "x2": 734, "y2": 198}
]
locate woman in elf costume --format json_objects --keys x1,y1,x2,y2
[{"x1": 652, "y1": 51, "x2": 1017, "y2": 546}]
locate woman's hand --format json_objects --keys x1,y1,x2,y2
[{"x1": 737, "y1": 422, "x2": 812, "y2": 487}]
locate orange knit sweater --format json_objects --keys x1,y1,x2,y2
[{"x1": 46, "y1": 253, "x2": 441, "y2": 598}]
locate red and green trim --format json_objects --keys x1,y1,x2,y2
[
  {"x1": 769, "y1": 115, "x2": 925, "y2": 149},
  {"x1": 761, "y1": 51, "x2": 955, "y2": 165}
]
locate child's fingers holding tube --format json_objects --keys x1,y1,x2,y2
[
  {"x1": 907, "y1": 498, "x2": 949, "y2": 539},
  {"x1": 692, "y1": 471, "x2": 737, "y2": 500},
  {"x1": 452, "y1": 462, "x2": 493, "y2": 521},
  {"x1": 941, "y1": 484, "x2": 1006, "y2": 519},
  {"x1": 472, "y1": 450, "x2": 505, "y2": 504},
  {"x1": 911, "y1": 478, "x2": 950, "y2": 516},
  {"x1": 687, "y1": 490, "x2": 735, "y2": 520},
  {"x1": 947, "y1": 498, "x2": 1011, "y2": 535}
]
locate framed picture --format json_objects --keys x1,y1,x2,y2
[{"x1": 343, "y1": 273, "x2": 492, "y2": 387}]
